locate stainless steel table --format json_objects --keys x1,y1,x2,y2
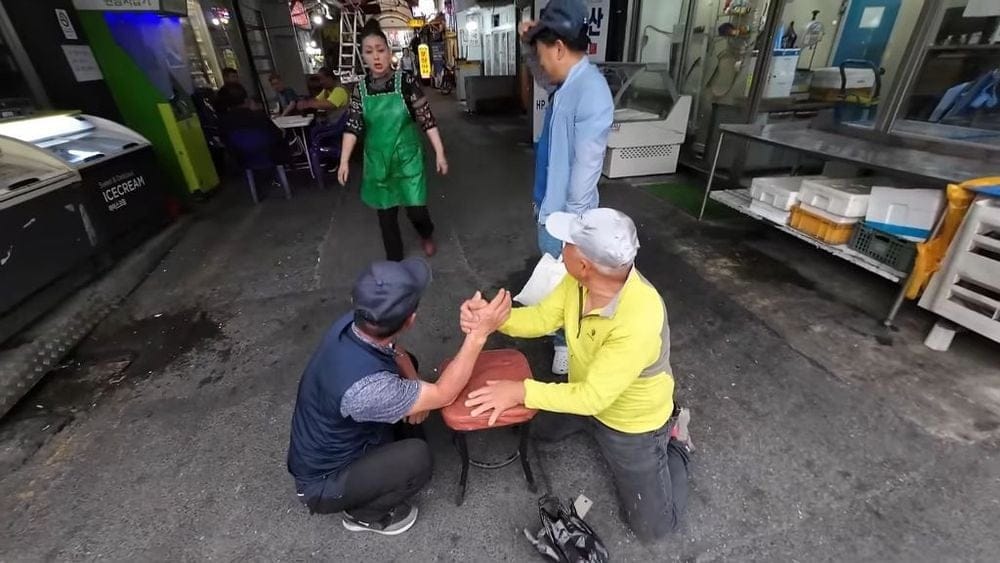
[{"x1": 698, "y1": 121, "x2": 998, "y2": 327}]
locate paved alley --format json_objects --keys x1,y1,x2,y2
[{"x1": 2, "y1": 97, "x2": 1000, "y2": 562}]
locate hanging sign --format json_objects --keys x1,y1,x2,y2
[
  {"x1": 532, "y1": 0, "x2": 610, "y2": 142},
  {"x1": 417, "y1": 44, "x2": 432, "y2": 79},
  {"x1": 55, "y1": 9, "x2": 78, "y2": 40}
]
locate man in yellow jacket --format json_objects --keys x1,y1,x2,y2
[{"x1": 462, "y1": 208, "x2": 692, "y2": 542}]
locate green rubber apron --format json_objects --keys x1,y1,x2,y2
[{"x1": 359, "y1": 72, "x2": 427, "y2": 209}]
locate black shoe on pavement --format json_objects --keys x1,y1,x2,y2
[{"x1": 342, "y1": 503, "x2": 418, "y2": 536}]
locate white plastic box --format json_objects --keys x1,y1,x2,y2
[
  {"x1": 749, "y1": 199, "x2": 792, "y2": 225},
  {"x1": 799, "y1": 203, "x2": 861, "y2": 224},
  {"x1": 798, "y1": 178, "x2": 886, "y2": 218},
  {"x1": 750, "y1": 175, "x2": 827, "y2": 211},
  {"x1": 865, "y1": 187, "x2": 945, "y2": 242}
]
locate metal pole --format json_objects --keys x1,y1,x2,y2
[
  {"x1": 745, "y1": 0, "x2": 787, "y2": 120},
  {"x1": 698, "y1": 130, "x2": 725, "y2": 220}
]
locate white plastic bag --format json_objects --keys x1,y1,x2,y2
[{"x1": 514, "y1": 253, "x2": 566, "y2": 306}]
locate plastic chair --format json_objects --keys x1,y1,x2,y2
[
  {"x1": 225, "y1": 127, "x2": 292, "y2": 204},
  {"x1": 309, "y1": 113, "x2": 348, "y2": 189},
  {"x1": 439, "y1": 349, "x2": 538, "y2": 506}
]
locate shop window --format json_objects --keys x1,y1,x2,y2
[{"x1": 891, "y1": 1, "x2": 1000, "y2": 149}]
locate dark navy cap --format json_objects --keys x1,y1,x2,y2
[
  {"x1": 527, "y1": 0, "x2": 589, "y2": 43},
  {"x1": 352, "y1": 258, "x2": 431, "y2": 326}
]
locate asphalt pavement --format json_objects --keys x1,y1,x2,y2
[{"x1": 2, "y1": 97, "x2": 999, "y2": 561}]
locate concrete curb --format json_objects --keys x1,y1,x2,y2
[{"x1": 0, "y1": 217, "x2": 192, "y2": 418}]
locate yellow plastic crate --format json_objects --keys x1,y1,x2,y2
[{"x1": 789, "y1": 205, "x2": 856, "y2": 245}]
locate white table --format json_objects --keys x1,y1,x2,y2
[{"x1": 272, "y1": 115, "x2": 315, "y2": 179}]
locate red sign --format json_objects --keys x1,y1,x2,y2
[{"x1": 290, "y1": 0, "x2": 310, "y2": 30}]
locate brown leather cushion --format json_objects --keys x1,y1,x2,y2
[{"x1": 440, "y1": 349, "x2": 537, "y2": 431}]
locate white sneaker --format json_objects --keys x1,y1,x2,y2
[{"x1": 551, "y1": 346, "x2": 569, "y2": 375}]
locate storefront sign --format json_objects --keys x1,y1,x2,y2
[
  {"x1": 61, "y1": 45, "x2": 104, "y2": 82},
  {"x1": 290, "y1": 1, "x2": 310, "y2": 30},
  {"x1": 55, "y1": 9, "x2": 78, "y2": 40},
  {"x1": 72, "y1": 0, "x2": 186, "y2": 14},
  {"x1": 98, "y1": 170, "x2": 147, "y2": 212},
  {"x1": 408, "y1": 18, "x2": 426, "y2": 28},
  {"x1": 532, "y1": 0, "x2": 611, "y2": 142},
  {"x1": 418, "y1": 44, "x2": 432, "y2": 79}
]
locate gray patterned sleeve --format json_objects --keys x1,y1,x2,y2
[{"x1": 341, "y1": 371, "x2": 421, "y2": 423}]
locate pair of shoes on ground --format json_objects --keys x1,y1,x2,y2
[{"x1": 342, "y1": 503, "x2": 418, "y2": 535}]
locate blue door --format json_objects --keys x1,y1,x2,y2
[{"x1": 832, "y1": 0, "x2": 901, "y2": 66}]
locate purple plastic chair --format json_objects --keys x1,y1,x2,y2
[{"x1": 225, "y1": 127, "x2": 292, "y2": 204}]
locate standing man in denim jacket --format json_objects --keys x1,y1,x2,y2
[{"x1": 524, "y1": 0, "x2": 614, "y2": 375}]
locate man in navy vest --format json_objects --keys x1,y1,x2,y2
[{"x1": 287, "y1": 258, "x2": 511, "y2": 535}]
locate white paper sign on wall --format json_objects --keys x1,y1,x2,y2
[
  {"x1": 55, "y1": 9, "x2": 78, "y2": 40},
  {"x1": 531, "y1": 0, "x2": 611, "y2": 142},
  {"x1": 62, "y1": 45, "x2": 104, "y2": 82}
]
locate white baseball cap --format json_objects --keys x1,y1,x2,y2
[{"x1": 545, "y1": 208, "x2": 640, "y2": 269}]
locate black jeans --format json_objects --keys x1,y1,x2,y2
[
  {"x1": 299, "y1": 437, "x2": 432, "y2": 522},
  {"x1": 377, "y1": 206, "x2": 434, "y2": 262},
  {"x1": 533, "y1": 412, "x2": 690, "y2": 542}
]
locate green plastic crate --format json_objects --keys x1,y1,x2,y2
[{"x1": 848, "y1": 222, "x2": 917, "y2": 272}]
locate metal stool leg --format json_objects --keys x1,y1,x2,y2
[
  {"x1": 275, "y1": 165, "x2": 292, "y2": 200},
  {"x1": 519, "y1": 423, "x2": 537, "y2": 493},
  {"x1": 245, "y1": 169, "x2": 259, "y2": 204},
  {"x1": 456, "y1": 432, "x2": 470, "y2": 506}
]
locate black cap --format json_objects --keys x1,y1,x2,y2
[
  {"x1": 526, "y1": 0, "x2": 589, "y2": 43},
  {"x1": 352, "y1": 258, "x2": 431, "y2": 327}
]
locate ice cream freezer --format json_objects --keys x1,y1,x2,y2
[
  {"x1": 0, "y1": 113, "x2": 170, "y2": 256},
  {"x1": 0, "y1": 133, "x2": 92, "y2": 317}
]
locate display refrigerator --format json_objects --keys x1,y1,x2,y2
[
  {"x1": 0, "y1": 129, "x2": 91, "y2": 317},
  {"x1": 0, "y1": 113, "x2": 170, "y2": 256}
]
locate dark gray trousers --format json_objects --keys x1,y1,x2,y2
[{"x1": 533, "y1": 412, "x2": 690, "y2": 542}]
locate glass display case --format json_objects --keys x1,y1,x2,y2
[
  {"x1": 890, "y1": 1, "x2": 1000, "y2": 149},
  {"x1": 597, "y1": 62, "x2": 691, "y2": 177}
]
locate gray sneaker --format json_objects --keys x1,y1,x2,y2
[{"x1": 342, "y1": 504, "x2": 418, "y2": 536}]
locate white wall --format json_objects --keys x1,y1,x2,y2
[
  {"x1": 779, "y1": 0, "x2": 843, "y2": 69},
  {"x1": 636, "y1": 0, "x2": 684, "y2": 64}
]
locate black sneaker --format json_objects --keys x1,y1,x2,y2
[{"x1": 342, "y1": 504, "x2": 418, "y2": 536}]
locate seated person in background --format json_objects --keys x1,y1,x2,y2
[
  {"x1": 305, "y1": 74, "x2": 324, "y2": 98},
  {"x1": 299, "y1": 68, "x2": 350, "y2": 121},
  {"x1": 287, "y1": 258, "x2": 511, "y2": 536},
  {"x1": 221, "y1": 67, "x2": 241, "y2": 86},
  {"x1": 461, "y1": 208, "x2": 693, "y2": 543},
  {"x1": 216, "y1": 83, "x2": 289, "y2": 166},
  {"x1": 268, "y1": 73, "x2": 300, "y2": 116}
]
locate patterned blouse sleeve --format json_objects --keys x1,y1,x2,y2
[
  {"x1": 344, "y1": 83, "x2": 364, "y2": 136},
  {"x1": 402, "y1": 72, "x2": 438, "y2": 131}
]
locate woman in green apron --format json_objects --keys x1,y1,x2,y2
[{"x1": 338, "y1": 21, "x2": 449, "y2": 261}]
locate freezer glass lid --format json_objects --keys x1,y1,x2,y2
[{"x1": 0, "y1": 115, "x2": 94, "y2": 144}]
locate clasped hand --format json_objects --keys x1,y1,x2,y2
[{"x1": 458, "y1": 290, "x2": 525, "y2": 426}]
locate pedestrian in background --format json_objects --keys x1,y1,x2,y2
[
  {"x1": 522, "y1": 0, "x2": 615, "y2": 375},
  {"x1": 337, "y1": 20, "x2": 449, "y2": 261}
]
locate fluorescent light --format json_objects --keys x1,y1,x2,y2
[
  {"x1": 313, "y1": 14, "x2": 323, "y2": 25},
  {"x1": 309, "y1": 40, "x2": 318, "y2": 48},
  {"x1": 0, "y1": 115, "x2": 93, "y2": 143},
  {"x1": 211, "y1": 17, "x2": 221, "y2": 26}
]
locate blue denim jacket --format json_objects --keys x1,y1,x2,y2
[{"x1": 532, "y1": 56, "x2": 614, "y2": 225}]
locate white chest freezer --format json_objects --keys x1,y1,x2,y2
[{"x1": 0, "y1": 134, "x2": 93, "y2": 316}]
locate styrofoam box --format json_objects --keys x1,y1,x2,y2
[
  {"x1": 749, "y1": 199, "x2": 791, "y2": 225},
  {"x1": 749, "y1": 175, "x2": 828, "y2": 211},
  {"x1": 798, "y1": 177, "x2": 887, "y2": 218},
  {"x1": 799, "y1": 202, "x2": 861, "y2": 224},
  {"x1": 810, "y1": 67, "x2": 876, "y2": 90},
  {"x1": 865, "y1": 187, "x2": 945, "y2": 242}
]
